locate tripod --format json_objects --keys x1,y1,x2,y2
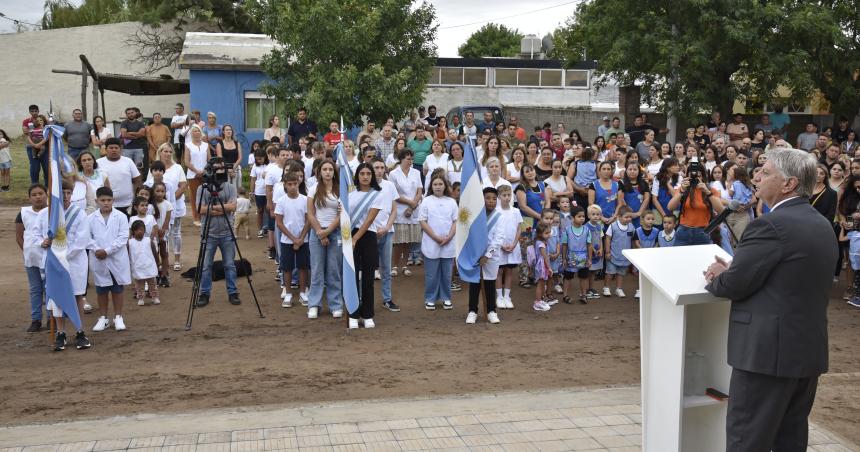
[{"x1": 185, "y1": 180, "x2": 264, "y2": 330}]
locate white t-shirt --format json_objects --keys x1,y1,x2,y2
[
  {"x1": 646, "y1": 159, "x2": 664, "y2": 178},
  {"x1": 90, "y1": 127, "x2": 112, "y2": 143},
  {"x1": 154, "y1": 200, "x2": 173, "y2": 230},
  {"x1": 348, "y1": 189, "x2": 387, "y2": 233},
  {"x1": 250, "y1": 164, "x2": 268, "y2": 196},
  {"x1": 711, "y1": 181, "x2": 730, "y2": 200},
  {"x1": 505, "y1": 163, "x2": 521, "y2": 189},
  {"x1": 150, "y1": 164, "x2": 186, "y2": 219},
  {"x1": 424, "y1": 153, "x2": 449, "y2": 174},
  {"x1": 265, "y1": 164, "x2": 285, "y2": 195},
  {"x1": 307, "y1": 184, "x2": 339, "y2": 229},
  {"x1": 185, "y1": 141, "x2": 209, "y2": 178},
  {"x1": 544, "y1": 176, "x2": 567, "y2": 194},
  {"x1": 373, "y1": 179, "x2": 398, "y2": 232},
  {"x1": 170, "y1": 114, "x2": 188, "y2": 143},
  {"x1": 275, "y1": 193, "x2": 308, "y2": 244},
  {"x1": 389, "y1": 165, "x2": 422, "y2": 225},
  {"x1": 272, "y1": 183, "x2": 286, "y2": 209},
  {"x1": 96, "y1": 156, "x2": 140, "y2": 207},
  {"x1": 302, "y1": 156, "x2": 316, "y2": 180},
  {"x1": 417, "y1": 195, "x2": 458, "y2": 259},
  {"x1": 236, "y1": 196, "x2": 251, "y2": 215}
]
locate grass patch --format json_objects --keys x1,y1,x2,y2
[{"x1": 0, "y1": 137, "x2": 38, "y2": 205}]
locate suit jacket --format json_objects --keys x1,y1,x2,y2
[{"x1": 706, "y1": 197, "x2": 837, "y2": 378}]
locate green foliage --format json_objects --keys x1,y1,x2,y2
[
  {"x1": 42, "y1": 0, "x2": 139, "y2": 29},
  {"x1": 458, "y1": 23, "x2": 523, "y2": 58},
  {"x1": 249, "y1": 0, "x2": 437, "y2": 127},
  {"x1": 556, "y1": 0, "x2": 859, "y2": 122}
]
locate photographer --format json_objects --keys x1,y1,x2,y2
[
  {"x1": 195, "y1": 158, "x2": 240, "y2": 307},
  {"x1": 668, "y1": 159, "x2": 726, "y2": 246}
]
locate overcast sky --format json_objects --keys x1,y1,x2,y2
[{"x1": 0, "y1": 0, "x2": 577, "y2": 57}]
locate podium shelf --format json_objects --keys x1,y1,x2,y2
[{"x1": 683, "y1": 395, "x2": 723, "y2": 409}]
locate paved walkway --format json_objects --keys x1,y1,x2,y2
[{"x1": 0, "y1": 387, "x2": 854, "y2": 452}]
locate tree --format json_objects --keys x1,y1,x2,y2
[
  {"x1": 249, "y1": 0, "x2": 437, "y2": 127},
  {"x1": 42, "y1": 0, "x2": 260, "y2": 74},
  {"x1": 458, "y1": 23, "x2": 523, "y2": 59}
]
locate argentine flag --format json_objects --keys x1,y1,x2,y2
[
  {"x1": 334, "y1": 118, "x2": 360, "y2": 317},
  {"x1": 43, "y1": 125, "x2": 82, "y2": 330},
  {"x1": 455, "y1": 136, "x2": 489, "y2": 283}
]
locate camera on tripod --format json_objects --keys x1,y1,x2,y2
[{"x1": 202, "y1": 157, "x2": 229, "y2": 187}]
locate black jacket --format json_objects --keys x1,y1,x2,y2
[{"x1": 706, "y1": 197, "x2": 837, "y2": 378}]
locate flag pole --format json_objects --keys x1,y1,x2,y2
[
  {"x1": 46, "y1": 132, "x2": 55, "y2": 344},
  {"x1": 340, "y1": 116, "x2": 349, "y2": 329}
]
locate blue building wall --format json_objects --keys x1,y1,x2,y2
[
  {"x1": 189, "y1": 69, "x2": 362, "y2": 166},
  {"x1": 189, "y1": 70, "x2": 269, "y2": 151}
]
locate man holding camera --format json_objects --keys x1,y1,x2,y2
[{"x1": 195, "y1": 158, "x2": 240, "y2": 307}]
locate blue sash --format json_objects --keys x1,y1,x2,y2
[
  {"x1": 349, "y1": 190, "x2": 380, "y2": 225},
  {"x1": 65, "y1": 206, "x2": 81, "y2": 230},
  {"x1": 487, "y1": 210, "x2": 500, "y2": 232}
]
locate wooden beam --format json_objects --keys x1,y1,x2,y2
[
  {"x1": 92, "y1": 79, "x2": 100, "y2": 119},
  {"x1": 52, "y1": 69, "x2": 84, "y2": 75},
  {"x1": 79, "y1": 55, "x2": 98, "y2": 81},
  {"x1": 81, "y1": 60, "x2": 88, "y2": 119}
]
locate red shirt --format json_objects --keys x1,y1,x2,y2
[
  {"x1": 22, "y1": 116, "x2": 37, "y2": 132},
  {"x1": 324, "y1": 132, "x2": 343, "y2": 147}
]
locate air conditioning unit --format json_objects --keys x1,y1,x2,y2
[{"x1": 521, "y1": 35, "x2": 542, "y2": 57}]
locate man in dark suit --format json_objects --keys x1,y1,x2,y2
[{"x1": 704, "y1": 148, "x2": 837, "y2": 452}]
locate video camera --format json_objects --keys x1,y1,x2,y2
[{"x1": 202, "y1": 157, "x2": 229, "y2": 187}]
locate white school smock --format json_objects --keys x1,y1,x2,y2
[
  {"x1": 34, "y1": 205, "x2": 90, "y2": 294},
  {"x1": 389, "y1": 165, "x2": 422, "y2": 225},
  {"x1": 87, "y1": 209, "x2": 131, "y2": 286},
  {"x1": 372, "y1": 179, "x2": 398, "y2": 232},
  {"x1": 185, "y1": 141, "x2": 210, "y2": 179},
  {"x1": 417, "y1": 195, "x2": 457, "y2": 259},
  {"x1": 348, "y1": 189, "x2": 387, "y2": 233},
  {"x1": 497, "y1": 207, "x2": 524, "y2": 265},
  {"x1": 129, "y1": 237, "x2": 158, "y2": 280},
  {"x1": 482, "y1": 176, "x2": 512, "y2": 190},
  {"x1": 71, "y1": 180, "x2": 93, "y2": 213},
  {"x1": 424, "y1": 152, "x2": 449, "y2": 174},
  {"x1": 481, "y1": 208, "x2": 507, "y2": 280},
  {"x1": 275, "y1": 193, "x2": 308, "y2": 244},
  {"x1": 446, "y1": 159, "x2": 464, "y2": 186},
  {"x1": 20, "y1": 206, "x2": 46, "y2": 268}
]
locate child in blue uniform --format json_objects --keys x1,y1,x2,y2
[
  {"x1": 561, "y1": 206, "x2": 592, "y2": 304},
  {"x1": 604, "y1": 206, "x2": 635, "y2": 298},
  {"x1": 586, "y1": 204, "x2": 605, "y2": 299},
  {"x1": 658, "y1": 214, "x2": 677, "y2": 247},
  {"x1": 633, "y1": 211, "x2": 658, "y2": 298}
]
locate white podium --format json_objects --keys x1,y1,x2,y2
[{"x1": 623, "y1": 245, "x2": 733, "y2": 452}]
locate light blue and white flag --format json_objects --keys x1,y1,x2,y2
[
  {"x1": 455, "y1": 135, "x2": 489, "y2": 283},
  {"x1": 43, "y1": 125, "x2": 82, "y2": 330},
  {"x1": 335, "y1": 117, "x2": 360, "y2": 316}
]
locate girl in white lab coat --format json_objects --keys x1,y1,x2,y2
[{"x1": 87, "y1": 186, "x2": 131, "y2": 332}]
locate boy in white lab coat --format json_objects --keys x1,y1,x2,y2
[
  {"x1": 87, "y1": 186, "x2": 131, "y2": 332},
  {"x1": 35, "y1": 181, "x2": 92, "y2": 350}
]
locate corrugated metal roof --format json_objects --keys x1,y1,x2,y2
[
  {"x1": 179, "y1": 32, "x2": 277, "y2": 71},
  {"x1": 179, "y1": 32, "x2": 597, "y2": 71}
]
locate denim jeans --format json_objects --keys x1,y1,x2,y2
[
  {"x1": 377, "y1": 231, "x2": 393, "y2": 302},
  {"x1": 26, "y1": 266, "x2": 45, "y2": 321},
  {"x1": 26, "y1": 146, "x2": 49, "y2": 185},
  {"x1": 308, "y1": 229, "x2": 343, "y2": 311},
  {"x1": 424, "y1": 257, "x2": 453, "y2": 303},
  {"x1": 123, "y1": 148, "x2": 144, "y2": 169},
  {"x1": 675, "y1": 225, "x2": 713, "y2": 246},
  {"x1": 200, "y1": 235, "x2": 238, "y2": 296},
  {"x1": 68, "y1": 146, "x2": 88, "y2": 161}
]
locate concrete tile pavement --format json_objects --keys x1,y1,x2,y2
[{"x1": 0, "y1": 387, "x2": 855, "y2": 452}]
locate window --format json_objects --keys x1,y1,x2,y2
[
  {"x1": 493, "y1": 68, "x2": 588, "y2": 88},
  {"x1": 244, "y1": 92, "x2": 289, "y2": 130},
  {"x1": 565, "y1": 70, "x2": 588, "y2": 87},
  {"x1": 428, "y1": 67, "x2": 487, "y2": 86}
]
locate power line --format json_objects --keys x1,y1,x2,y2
[
  {"x1": 438, "y1": 0, "x2": 580, "y2": 30},
  {"x1": 0, "y1": 12, "x2": 41, "y2": 27}
]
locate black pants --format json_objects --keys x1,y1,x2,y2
[
  {"x1": 174, "y1": 142, "x2": 185, "y2": 165},
  {"x1": 351, "y1": 230, "x2": 378, "y2": 319},
  {"x1": 726, "y1": 368, "x2": 819, "y2": 452},
  {"x1": 468, "y1": 279, "x2": 497, "y2": 314}
]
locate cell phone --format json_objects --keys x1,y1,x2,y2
[{"x1": 706, "y1": 387, "x2": 729, "y2": 401}]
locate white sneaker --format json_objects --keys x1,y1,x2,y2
[
  {"x1": 442, "y1": 300, "x2": 453, "y2": 310},
  {"x1": 348, "y1": 318, "x2": 359, "y2": 329},
  {"x1": 299, "y1": 291, "x2": 309, "y2": 306},
  {"x1": 92, "y1": 316, "x2": 109, "y2": 332},
  {"x1": 533, "y1": 300, "x2": 551, "y2": 312},
  {"x1": 82, "y1": 300, "x2": 92, "y2": 313},
  {"x1": 374, "y1": 270, "x2": 381, "y2": 280},
  {"x1": 466, "y1": 312, "x2": 478, "y2": 324},
  {"x1": 403, "y1": 267, "x2": 412, "y2": 276},
  {"x1": 505, "y1": 297, "x2": 514, "y2": 309},
  {"x1": 308, "y1": 307, "x2": 319, "y2": 319},
  {"x1": 615, "y1": 288, "x2": 626, "y2": 298},
  {"x1": 282, "y1": 293, "x2": 293, "y2": 308},
  {"x1": 634, "y1": 289, "x2": 641, "y2": 299},
  {"x1": 546, "y1": 298, "x2": 559, "y2": 306},
  {"x1": 553, "y1": 284, "x2": 563, "y2": 294},
  {"x1": 280, "y1": 287, "x2": 287, "y2": 299},
  {"x1": 364, "y1": 319, "x2": 375, "y2": 329},
  {"x1": 114, "y1": 315, "x2": 126, "y2": 331},
  {"x1": 487, "y1": 312, "x2": 500, "y2": 324},
  {"x1": 391, "y1": 268, "x2": 398, "y2": 277},
  {"x1": 137, "y1": 299, "x2": 145, "y2": 306},
  {"x1": 332, "y1": 310, "x2": 343, "y2": 318},
  {"x1": 425, "y1": 301, "x2": 436, "y2": 310},
  {"x1": 152, "y1": 298, "x2": 161, "y2": 305},
  {"x1": 602, "y1": 287, "x2": 611, "y2": 297}
]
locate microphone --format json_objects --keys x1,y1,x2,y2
[{"x1": 704, "y1": 200, "x2": 742, "y2": 235}]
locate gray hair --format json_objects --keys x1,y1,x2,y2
[{"x1": 769, "y1": 148, "x2": 817, "y2": 197}]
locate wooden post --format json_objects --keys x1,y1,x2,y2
[
  {"x1": 81, "y1": 60, "x2": 88, "y2": 119},
  {"x1": 92, "y1": 79, "x2": 99, "y2": 119}
]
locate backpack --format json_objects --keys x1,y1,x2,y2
[{"x1": 526, "y1": 243, "x2": 536, "y2": 267}]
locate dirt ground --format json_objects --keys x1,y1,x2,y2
[{"x1": 0, "y1": 206, "x2": 857, "y2": 445}]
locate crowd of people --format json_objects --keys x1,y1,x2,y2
[{"x1": 13, "y1": 100, "x2": 859, "y2": 351}]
